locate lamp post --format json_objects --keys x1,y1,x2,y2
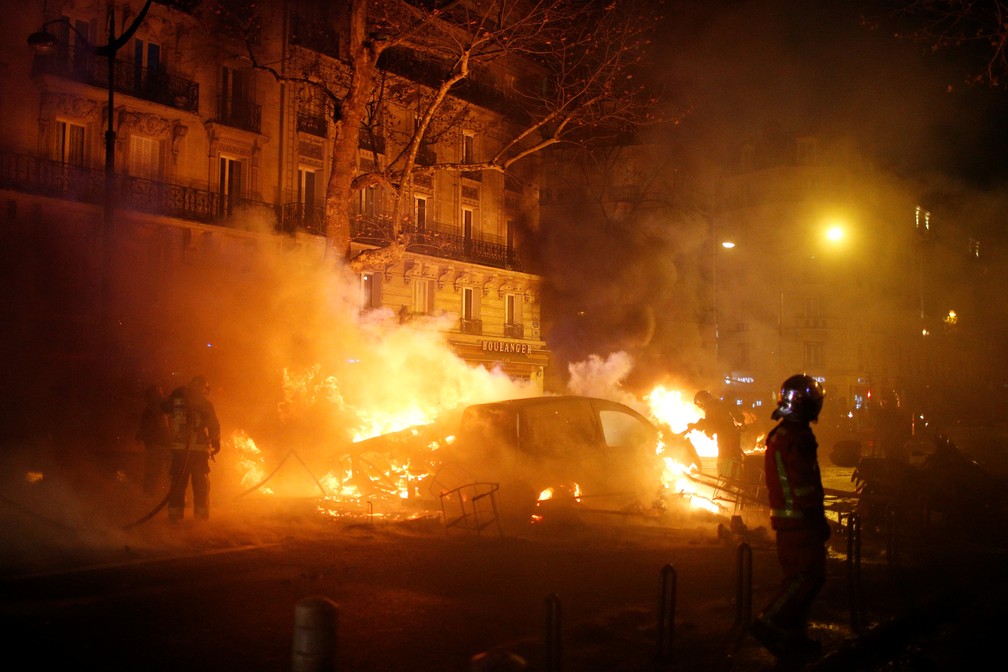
[
  {"x1": 712, "y1": 229, "x2": 735, "y2": 363},
  {"x1": 29, "y1": 0, "x2": 154, "y2": 343},
  {"x1": 28, "y1": 0, "x2": 153, "y2": 236}
]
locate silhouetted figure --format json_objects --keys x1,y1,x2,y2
[
  {"x1": 136, "y1": 384, "x2": 172, "y2": 496},
  {"x1": 162, "y1": 375, "x2": 221, "y2": 522},
  {"x1": 689, "y1": 390, "x2": 745, "y2": 478},
  {"x1": 750, "y1": 374, "x2": 829, "y2": 664}
]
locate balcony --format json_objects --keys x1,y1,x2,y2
[
  {"x1": 358, "y1": 132, "x2": 386, "y2": 154},
  {"x1": 216, "y1": 95, "x2": 261, "y2": 133},
  {"x1": 280, "y1": 202, "x2": 325, "y2": 236},
  {"x1": 32, "y1": 46, "x2": 199, "y2": 113},
  {"x1": 0, "y1": 150, "x2": 281, "y2": 228},
  {"x1": 460, "y1": 318, "x2": 483, "y2": 335},
  {"x1": 1, "y1": 149, "x2": 528, "y2": 272},
  {"x1": 297, "y1": 110, "x2": 327, "y2": 138},
  {"x1": 398, "y1": 222, "x2": 525, "y2": 272},
  {"x1": 504, "y1": 323, "x2": 524, "y2": 339}
]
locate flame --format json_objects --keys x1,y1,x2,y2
[
  {"x1": 233, "y1": 430, "x2": 273, "y2": 495},
  {"x1": 25, "y1": 471, "x2": 43, "y2": 484}
]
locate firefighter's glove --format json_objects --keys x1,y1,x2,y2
[{"x1": 211, "y1": 439, "x2": 221, "y2": 455}]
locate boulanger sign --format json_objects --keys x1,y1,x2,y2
[{"x1": 480, "y1": 340, "x2": 534, "y2": 355}]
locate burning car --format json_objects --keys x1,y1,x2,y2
[{"x1": 432, "y1": 396, "x2": 668, "y2": 525}]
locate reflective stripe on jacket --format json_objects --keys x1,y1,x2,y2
[{"x1": 764, "y1": 420, "x2": 825, "y2": 530}]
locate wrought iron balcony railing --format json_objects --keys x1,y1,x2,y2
[
  {"x1": 31, "y1": 46, "x2": 199, "y2": 113},
  {"x1": 1, "y1": 149, "x2": 526, "y2": 272},
  {"x1": 460, "y1": 318, "x2": 483, "y2": 335},
  {"x1": 216, "y1": 95, "x2": 262, "y2": 133},
  {"x1": 297, "y1": 110, "x2": 327, "y2": 138},
  {"x1": 0, "y1": 150, "x2": 282, "y2": 228},
  {"x1": 280, "y1": 202, "x2": 325, "y2": 236},
  {"x1": 504, "y1": 323, "x2": 524, "y2": 339}
]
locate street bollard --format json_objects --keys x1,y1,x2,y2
[
  {"x1": 656, "y1": 563, "x2": 677, "y2": 663},
  {"x1": 292, "y1": 596, "x2": 339, "y2": 672},
  {"x1": 735, "y1": 541, "x2": 753, "y2": 630},
  {"x1": 545, "y1": 592, "x2": 562, "y2": 672},
  {"x1": 470, "y1": 648, "x2": 528, "y2": 671},
  {"x1": 846, "y1": 512, "x2": 864, "y2": 633}
]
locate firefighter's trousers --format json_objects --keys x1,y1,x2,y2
[
  {"x1": 759, "y1": 525, "x2": 827, "y2": 635},
  {"x1": 168, "y1": 449, "x2": 211, "y2": 521}
]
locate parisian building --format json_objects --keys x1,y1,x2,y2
[{"x1": 1, "y1": 0, "x2": 550, "y2": 392}]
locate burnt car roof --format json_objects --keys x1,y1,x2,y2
[{"x1": 465, "y1": 395, "x2": 650, "y2": 417}]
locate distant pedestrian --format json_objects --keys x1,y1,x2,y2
[
  {"x1": 162, "y1": 375, "x2": 221, "y2": 522},
  {"x1": 750, "y1": 374, "x2": 829, "y2": 664},
  {"x1": 135, "y1": 384, "x2": 172, "y2": 496}
]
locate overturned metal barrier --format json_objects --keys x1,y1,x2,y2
[{"x1": 439, "y1": 481, "x2": 503, "y2": 537}]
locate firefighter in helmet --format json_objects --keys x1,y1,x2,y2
[
  {"x1": 688, "y1": 389, "x2": 745, "y2": 479},
  {"x1": 750, "y1": 374, "x2": 828, "y2": 662},
  {"x1": 162, "y1": 375, "x2": 221, "y2": 522}
]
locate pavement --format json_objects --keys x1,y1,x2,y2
[{"x1": 2, "y1": 461, "x2": 1007, "y2": 671}]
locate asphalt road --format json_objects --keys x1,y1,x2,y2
[{"x1": 2, "y1": 474, "x2": 1006, "y2": 672}]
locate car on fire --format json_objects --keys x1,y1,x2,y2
[{"x1": 432, "y1": 395, "x2": 670, "y2": 525}]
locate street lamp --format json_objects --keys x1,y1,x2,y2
[
  {"x1": 28, "y1": 0, "x2": 154, "y2": 341},
  {"x1": 713, "y1": 236, "x2": 735, "y2": 363},
  {"x1": 28, "y1": 0, "x2": 153, "y2": 233}
]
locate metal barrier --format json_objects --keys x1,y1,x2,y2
[
  {"x1": 656, "y1": 563, "x2": 677, "y2": 663},
  {"x1": 846, "y1": 511, "x2": 866, "y2": 633},
  {"x1": 439, "y1": 482, "x2": 503, "y2": 537}
]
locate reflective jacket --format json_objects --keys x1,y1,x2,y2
[
  {"x1": 162, "y1": 386, "x2": 221, "y2": 453},
  {"x1": 764, "y1": 419, "x2": 825, "y2": 531}
]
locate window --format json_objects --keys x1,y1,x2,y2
[
  {"x1": 133, "y1": 38, "x2": 161, "y2": 90},
  {"x1": 298, "y1": 168, "x2": 317, "y2": 207},
  {"x1": 599, "y1": 409, "x2": 654, "y2": 450},
  {"x1": 129, "y1": 135, "x2": 162, "y2": 180},
  {"x1": 506, "y1": 294, "x2": 522, "y2": 325},
  {"x1": 220, "y1": 67, "x2": 257, "y2": 131},
  {"x1": 415, "y1": 196, "x2": 427, "y2": 232},
  {"x1": 218, "y1": 156, "x2": 242, "y2": 217},
  {"x1": 462, "y1": 286, "x2": 480, "y2": 320},
  {"x1": 412, "y1": 279, "x2": 435, "y2": 314},
  {"x1": 803, "y1": 341, "x2": 824, "y2": 369},
  {"x1": 54, "y1": 16, "x2": 91, "y2": 71},
  {"x1": 462, "y1": 208, "x2": 474, "y2": 238},
  {"x1": 358, "y1": 186, "x2": 377, "y2": 217},
  {"x1": 55, "y1": 120, "x2": 85, "y2": 166},
  {"x1": 361, "y1": 272, "x2": 382, "y2": 310},
  {"x1": 462, "y1": 133, "x2": 475, "y2": 163}
]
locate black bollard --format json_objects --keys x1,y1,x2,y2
[
  {"x1": 656, "y1": 563, "x2": 677, "y2": 663},
  {"x1": 545, "y1": 592, "x2": 562, "y2": 672},
  {"x1": 735, "y1": 541, "x2": 753, "y2": 630},
  {"x1": 292, "y1": 596, "x2": 339, "y2": 672},
  {"x1": 471, "y1": 648, "x2": 528, "y2": 671}
]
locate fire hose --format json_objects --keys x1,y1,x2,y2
[
  {"x1": 233, "y1": 448, "x2": 328, "y2": 500},
  {"x1": 122, "y1": 411, "x2": 194, "y2": 530}
]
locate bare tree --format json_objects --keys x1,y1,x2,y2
[
  {"x1": 202, "y1": 0, "x2": 665, "y2": 267},
  {"x1": 879, "y1": 0, "x2": 1008, "y2": 87}
]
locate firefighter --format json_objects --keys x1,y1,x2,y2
[
  {"x1": 688, "y1": 389, "x2": 745, "y2": 479},
  {"x1": 135, "y1": 384, "x2": 172, "y2": 496},
  {"x1": 162, "y1": 375, "x2": 221, "y2": 522},
  {"x1": 750, "y1": 374, "x2": 829, "y2": 662}
]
